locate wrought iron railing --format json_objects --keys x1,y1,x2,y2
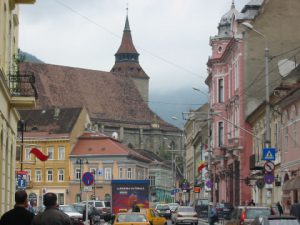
[{"x1": 9, "y1": 71, "x2": 38, "y2": 99}]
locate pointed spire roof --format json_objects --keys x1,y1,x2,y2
[{"x1": 115, "y1": 16, "x2": 138, "y2": 54}]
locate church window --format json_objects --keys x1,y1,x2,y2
[
  {"x1": 218, "y1": 121, "x2": 224, "y2": 147},
  {"x1": 218, "y1": 78, "x2": 224, "y2": 103}
]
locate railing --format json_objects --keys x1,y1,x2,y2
[{"x1": 8, "y1": 71, "x2": 38, "y2": 99}]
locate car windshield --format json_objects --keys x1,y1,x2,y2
[
  {"x1": 105, "y1": 201, "x2": 111, "y2": 207},
  {"x1": 269, "y1": 219, "x2": 299, "y2": 225},
  {"x1": 95, "y1": 202, "x2": 104, "y2": 207},
  {"x1": 178, "y1": 207, "x2": 194, "y2": 212},
  {"x1": 246, "y1": 208, "x2": 271, "y2": 219},
  {"x1": 196, "y1": 199, "x2": 209, "y2": 205},
  {"x1": 117, "y1": 214, "x2": 147, "y2": 222},
  {"x1": 60, "y1": 205, "x2": 77, "y2": 213},
  {"x1": 157, "y1": 205, "x2": 169, "y2": 210}
]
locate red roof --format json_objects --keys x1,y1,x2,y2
[{"x1": 70, "y1": 132, "x2": 151, "y2": 163}]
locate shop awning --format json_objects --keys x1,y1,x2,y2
[{"x1": 282, "y1": 176, "x2": 300, "y2": 191}]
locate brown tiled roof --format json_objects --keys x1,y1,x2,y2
[
  {"x1": 70, "y1": 132, "x2": 151, "y2": 163},
  {"x1": 20, "y1": 62, "x2": 178, "y2": 132},
  {"x1": 115, "y1": 16, "x2": 138, "y2": 54},
  {"x1": 19, "y1": 107, "x2": 82, "y2": 134}
]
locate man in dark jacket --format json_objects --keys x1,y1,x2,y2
[
  {"x1": 132, "y1": 201, "x2": 140, "y2": 212},
  {"x1": 31, "y1": 192, "x2": 71, "y2": 225},
  {"x1": 0, "y1": 190, "x2": 35, "y2": 225}
]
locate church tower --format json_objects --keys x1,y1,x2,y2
[{"x1": 111, "y1": 15, "x2": 149, "y2": 102}]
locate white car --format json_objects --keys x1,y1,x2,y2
[
  {"x1": 172, "y1": 206, "x2": 198, "y2": 225},
  {"x1": 59, "y1": 204, "x2": 83, "y2": 220}
]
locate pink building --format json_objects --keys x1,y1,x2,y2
[{"x1": 205, "y1": 2, "x2": 252, "y2": 205}]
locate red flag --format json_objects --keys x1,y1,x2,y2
[
  {"x1": 30, "y1": 148, "x2": 49, "y2": 161},
  {"x1": 197, "y1": 161, "x2": 206, "y2": 173}
]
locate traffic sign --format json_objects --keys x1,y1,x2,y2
[
  {"x1": 264, "y1": 161, "x2": 275, "y2": 173},
  {"x1": 206, "y1": 180, "x2": 212, "y2": 188},
  {"x1": 17, "y1": 171, "x2": 27, "y2": 189},
  {"x1": 256, "y1": 179, "x2": 265, "y2": 189},
  {"x1": 171, "y1": 188, "x2": 180, "y2": 195},
  {"x1": 262, "y1": 148, "x2": 276, "y2": 161},
  {"x1": 83, "y1": 186, "x2": 93, "y2": 192},
  {"x1": 264, "y1": 174, "x2": 275, "y2": 184},
  {"x1": 82, "y1": 172, "x2": 94, "y2": 186}
]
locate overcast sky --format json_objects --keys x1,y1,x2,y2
[{"x1": 19, "y1": 0, "x2": 249, "y2": 96}]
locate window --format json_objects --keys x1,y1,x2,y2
[
  {"x1": 47, "y1": 169, "x2": 53, "y2": 182},
  {"x1": 127, "y1": 168, "x2": 132, "y2": 179},
  {"x1": 285, "y1": 128, "x2": 289, "y2": 149},
  {"x1": 105, "y1": 168, "x2": 112, "y2": 180},
  {"x1": 90, "y1": 168, "x2": 96, "y2": 176},
  {"x1": 75, "y1": 168, "x2": 81, "y2": 180},
  {"x1": 218, "y1": 122, "x2": 224, "y2": 147},
  {"x1": 218, "y1": 79, "x2": 224, "y2": 103},
  {"x1": 119, "y1": 167, "x2": 123, "y2": 179},
  {"x1": 25, "y1": 148, "x2": 31, "y2": 160},
  {"x1": 58, "y1": 193, "x2": 64, "y2": 205},
  {"x1": 234, "y1": 62, "x2": 239, "y2": 90},
  {"x1": 25, "y1": 170, "x2": 31, "y2": 181},
  {"x1": 293, "y1": 123, "x2": 297, "y2": 148},
  {"x1": 150, "y1": 176, "x2": 155, "y2": 186},
  {"x1": 35, "y1": 169, "x2": 41, "y2": 182},
  {"x1": 58, "y1": 169, "x2": 64, "y2": 181},
  {"x1": 47, "y1": 147, "x2": 54, "y2": 160},
  {"x1": 58, "y1": 147, "x2": 65, "y2": 160}
]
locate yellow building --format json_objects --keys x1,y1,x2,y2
[
  {"x1": 16, "y1": 107, "x2": 90, "y2": 206},
  {"x1": 0, "y1": 0, "x2": 36, "y2": 214}
]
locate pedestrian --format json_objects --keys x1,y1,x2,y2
[
  {"x1": 276, "y1": 201, "x2": 283, "y2": 215},
  {"x1": 131, "y1": 200, "x2": 140, "y2": 212},
  {"x1": 0, "y1": 190, "x2": 35, "y2": 225},
  {"x1": 248, "y1": 199, "x2": 255, "y2": 206},
  {"x1": 209, "y1": 202, "x2": 218, "y2": 225},
  {"x1": 31, "y1": 192, "x2": 71, "y2": 225}
]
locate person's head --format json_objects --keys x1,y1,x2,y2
[
  {"x1": 15, "y1": 190, "x2": 28, "y2": 207},
  {"x1": 43, "y1": 192, "x2": 57, "y2": 208}
]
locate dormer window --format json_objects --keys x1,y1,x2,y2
[{"x1": 218, "y1": 46, "x2": 223, "y2": 53}]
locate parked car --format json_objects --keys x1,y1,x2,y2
[
  {"x1": 139, "y1": 208, "x2": 167, "y2": 225},
  {"x1": 59, "y1": 205, "x2": 84, "y2": 225},
  {"x1": 224, "y1": 206, "x2": 271, "y2": 225},
  {"x1": 81, "y1": 200, "x2": 111, "y2": 221},
  {"x1": 113, "y1": 213, "x2": 150, "y2": 225},
  {"x1": 155, "y1": 204, "x2": 171, "y2": 219},
  {"x1": 73, "y1": 203, "x2": 101, "y2": 225},
  {"x1": 194, "y1": 198, "x2": 209, "y2": 218},
  {"x1": 252, "y1": 215, "x2": 300, "y2": 225},
  {"x1": 219, "y1": 202, "x2": 234, "y2": 219},
  {"x1": 171, "y1": 206, "x2": 198, "y2": 225},
  {"x1": 168, "y1": 203, "x2": 180, "y2": 213}
]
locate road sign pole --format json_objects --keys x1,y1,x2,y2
[{"x1": 84, "y1": 192, "x2": 89, "y2": 225}]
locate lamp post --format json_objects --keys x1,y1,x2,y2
[
  {"x1": 76, "y1": 158, "x2": 88, "y2": 202},
  {"x1": 18, "y1": 120, "x2": 26, "y2": 171},
  {"x1": 242, "y1": 22, "x2": 271, "y2": 147}
]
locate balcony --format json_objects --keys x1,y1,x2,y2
[{"x1": 9, "y1": 71, "x2": 37, "y2": 108}]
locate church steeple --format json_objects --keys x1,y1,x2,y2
[
  {"x1": 114, "y1": 15, "x2": 139, "y2": 62},
  {"x1": 111, "y1": 14, "x2": 149, "y2": 103}
]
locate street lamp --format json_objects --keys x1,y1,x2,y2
[
  {"x1": 76, "y1": 158, "x2": 88, "y2": 202},
  {"x1": 242, "y1": 22, "x2": 271, "y2": 147}
]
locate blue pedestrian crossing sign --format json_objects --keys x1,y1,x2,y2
[{"x1": 262, "y1": 148, "x2": 276, "y2": 161}]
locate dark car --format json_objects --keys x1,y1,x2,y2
[
  {"x1": 221, "y1": 203, "x2": 234, "y2": 219},
  {"x1": 73, "y1": 203, "x2": 101, "y2": 225},
  {"x1": 252, "y1": 215, "x2": 300, "y2": 225},
  {"x1": 194, "y1": 198, "x2": 209, "y2": 218},
  {"x1": 155, "y1": 204, "x2": 171, "y2": 219},
  {"x1": 290, "y1": 203, "x2": 300, "y2": 220}
]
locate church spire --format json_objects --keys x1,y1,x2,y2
[
  {"x1": 231, "y1": 0, "x2": 235, "y2": 9},
  {"x1": 114, "y1": 15, "x2": 139, "y2": 60}
]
